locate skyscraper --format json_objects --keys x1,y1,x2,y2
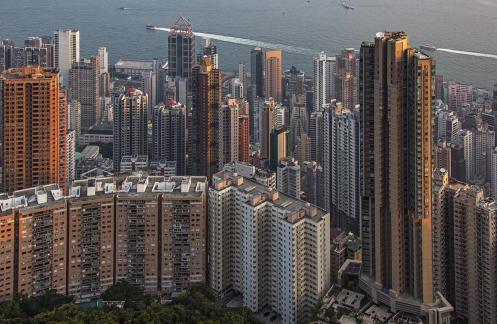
[
  {"x1": 492, "y1": 82, "x2": 497, "y2": 112},
  {"x1": 168, "y1": 17, "x2": 195, "y2": 80},
  {"x1": 231, "y1": 78, "x2": 244, "y2": 99},
  {"x1": 54, "y1": 29, "x2": 80, "y2": 87},
  {"x1": 112, "y1": 88, "x2": 148, "y2": 172},
  {"x1": 289, "y1": 95, "x2": 309, "y2": 155},
  {"x1": 456, "y1": 129, "x2": 475, "y2": 181},
  {"x1": 191, "y1": 57, "x2": 221, "y2": 178},
  {"x1": 1, "y1": 67, "x2": 67, "y2": 193},
  {"x1": 313, "y1": 52, "x2": 335, "y2": 111},
  {"x1": 269, "y1": 127, "x2": 289, "y2": 171},
  {"x1": 152, "y1": 102, "x2": 188, "y2": 175},
  {"x1": 250, "y1": 47, "x2": 264, "y2": 98},
  {"x1": 68, "y1": 100, "x2": 81, "y2": 143},
  {"x1": 432, "y1": 169, "x2": 496, "y2": 322},
  {"x1": 334, "y1": 48, "x2": 359, "y2": 110},
  {"x1": 238, "y1": 101, "x2": 251, "y2": 163},
  {"x1": 199, "y1": 38, "x2": 218, "y2": 69},
  {"x1": 324, "y1": 101, "x2": 360, "y2": 234},
  {"x1": 283, "y1": 66, "x2": 305, "y2": 99},
  {"x1": 218, "y1": 97, "x2": 240, "y2": 169},
  {"x1": 360, "y1": 32, "x2": 437, "y2": 308},
  {"x1": 300, "y1": 161, "x2": 324, "y2": 208},
  {"x1": 447, "y1": 80, "x2": 473, "y2": 111},
  {"x1": 251, "y1": 97, "x2": 264, "y2": 144},
  {"x1": 260, "y1": 98, "x2": 276, "y2": 160},
  {"x1": 97, "y1": 47, "x2": 108, "y2": 75},
  {"x1": 66, "y1": 130, "x2": 76, "y2": 187},
  {"x1": 309, "y1": 111, "x2": 324, "y2": 165},
  {"x1": 69, "y1": 56, "x2": 100, "y2": 129},
  {"x1": 265, "y1": 50, "x2": 282, "y2": 103}
]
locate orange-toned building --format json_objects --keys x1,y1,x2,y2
[
  {"x1": 0, "y1": 175, "x2": 207, "y2": 302},
  {"x1": 0, "y1": 210, "x2": 15, "y2": 300},
  {"x1": 1, "y1": 67, "x2": 67, "y2": 194},
  {"x1": 191, "y1": 57, "x2": 221, "y2": 178},
  {"x1": 264, "y1": 50, "x2": 282, "y2": 103},
  {"x1": 360, "y1": 32, "x2": 438, "y2": 310}
]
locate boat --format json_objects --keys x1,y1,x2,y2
[
  {"x1": 342, "y1": 1, "x2": 354, "y2": 9},
  {"x1": 146, "y1": 24, "x2": 159, "y2": 30},
  {"x1": 119, "y1": 7, "x2": 130, "y2": 10},
  {"x1": 420, "y1": 43, "x2": 437, "y2": 51}
]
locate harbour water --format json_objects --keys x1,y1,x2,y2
[{"x1": 1, "y1": 0, "x2": 496, "y2": 89}]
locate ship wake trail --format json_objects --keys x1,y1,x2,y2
[
  {"x1": 155, "y1": 27, "x2": 318, "y2": 56},
  {"x1": 437, "y1": 48, "x2": 497, "y2": 60}
]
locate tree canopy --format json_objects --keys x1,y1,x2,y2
[{"x1": 0, "y1": 284, "x2": 261, "y2": 324}]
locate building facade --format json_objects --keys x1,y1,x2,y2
[
  {"x1": 191, "y1": 57, "x2": 221, "y2": 178},
  {"x1": 326, "y1": 101, "x2": 361, "y2": 234},
  {"x1": 313, "y1": 52, "x2": 335, "y2": 111},
  {"x1": 264, "y1": 50, "x2": 282, "y2": 103},
  {"x1": 0, "y1": 175, "x2": 207, "y2": 302},
  {"x1": 168, "y1": 17, "x2": 195, "y2": 80},
  {"x1": 152, "y1": 102, "x2": 188, "y2": 175},
  {"x1": 54, "y1": 29, "x2": 80, "y2": 87},
  {"x1": 1, "y1": 67, "x2": 67, "y2": 194},
  {"x1": 112, "y1": 88, "x2": 148, "y2": 172},
  {"x1": 208, "y1": 167, "x2": 331, "y2": 323},
  {"x1": 359, "y1": 32, "x2": 440, "y2": 315},
  {"x1": 69, "y1": 56, "x2": 100, "y2": 129},
  {"x1": 334, "y1": 48, "x2": 359, "y2": 110}
]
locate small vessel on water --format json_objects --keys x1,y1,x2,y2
[
  {"x1": 420, "y1": 43, "x2": 437, "y2": 51},
  {"x1": 119, "y1": 7, "x2": 130, "y2": 10},
  {"x1": 341, "y1": 1, "x2": 354, "y2": 9},
  {"x1": 146, "y1": 24, "x2": 159, "y2": 30}
]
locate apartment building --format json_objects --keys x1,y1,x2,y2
[
  {"x1": 208, "y1": 167, "x2": 331, "y2": 323},
  {"x1": 0, "y1": 175, "x2": 207, "y2": 302}
]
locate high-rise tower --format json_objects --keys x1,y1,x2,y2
[
  {"x1": 218, "y1": 97, "x2": 242, "y2": 169},
  {"x1": 168, "y1": 17, "x2": 195, "y2": 80},
  {"x1": 152, "y1": 102, "x2": 188, "y2": 175},
  {"x1": 250, "y1": 48, "x2": 264, "y2": 98},
  {"x1": 199, "y1": 38, "x2": 218, "y2": 69},
  {"x1": 313, "y1": 52, "x2": 335, "y2": 111},
  {"x1": 360, "y1": 32, "x2": 436, "y2": 306},
  {"x1": 69, "y1": 56, "x2": 100, "y2": 129},
  {"x1": 54, "y1": 29, "x2": 80, "y2": 87},
  {"x1": 1, "y1": 67, "x2": 67, "y2": 193},
  {"x1": 112, "y1": 88, "x2": 148, "y2": 172},
  {"x1": 334, "y1": 48, "x2": 359, "y2": 110},
  {"x1": 191, "y1": 57, "x2": 221, "y2": 178},
  {"x1": 260, "y1": 98, "x2": 276, "y2": 160},
  {"x1": 265, "y1": 50, "x2": 282, "y2": 103}
]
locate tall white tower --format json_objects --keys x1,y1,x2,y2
[
  {"x1": 98, "y1": 47, "x2": 109, "y2": 75},
  {"x1": 313, "y1": 52, "x2": 335, "y2": 111},
  {"x1": 54, "y1": 29, "x2": 80, "y2": 87}
]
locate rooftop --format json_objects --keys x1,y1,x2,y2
[
  {"x1": 212, "y1": 169, "x2": 327, "y2": 224},
  {"x1": 80, "y1": 145, "x2": 100, "y2": 159},
  {"x1": 170, "y1": 16, "x2": 193, "y2": 36},
  {"x1": 1, "y1": 66, "x2": 58, "y2": 80},
  {"x1": 335, "y1": 289, "x2": 365, "y2": 310},
  {"x1": 0, "y1": 175, "x2": 207, "y2": 214}
]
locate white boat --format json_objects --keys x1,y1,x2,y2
[
  {"x1": 342, "y1": 1, "x2": 354, "y2": 9},
  {"x1": 420, "y1": 43, "x2": 437, "y2": 51}
]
